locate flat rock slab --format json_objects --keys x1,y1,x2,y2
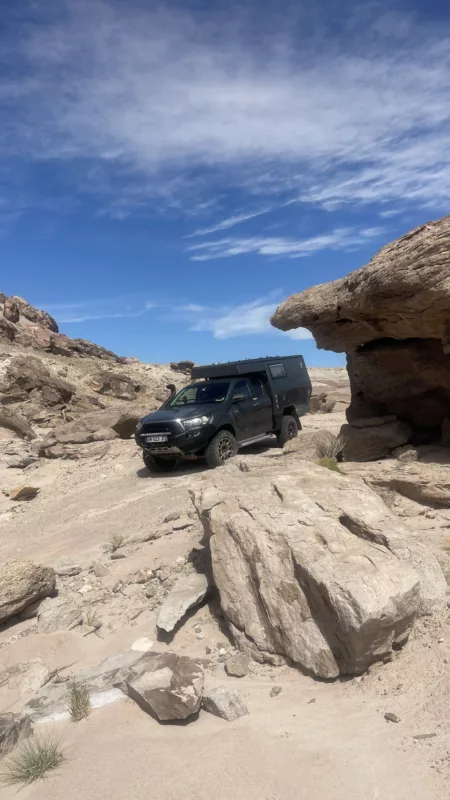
[
  {"x1": 124, "y1": 652, "x2": 204, "y2": 721},
  {"x1": 202, "y1": 686, "x2": 249, "y2": 721},
  {"x1": 157, "y1": 572, "x2": 209, "y2": 633},
  {"x1": 38, "y1": 596, "x2": 83, "y2": 633}
]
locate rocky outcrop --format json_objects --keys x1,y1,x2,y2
[
  {"x1": 192, "y1": 461, "x2": 446, "y2": 678},
  {"x1": 0, "y1": 560, "x2": 56, "y2": 623},
  {"x1": 0, "y1": 292, "x2": 122, "y2": 361},
  {"x1": 271, "y1": 215, "x2": 450, "y2": 447}
]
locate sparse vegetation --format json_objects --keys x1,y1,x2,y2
[
  {"x1": 315, "y1": 432, "x2": 344, "y2": 460},
  {"x1": 67, "y1": 682, "x2": 91, "y2": 722},
  {"x1": 317, "y1": 456, "x2": 342, "y2": 472},
  {"x1": 83, "y1": 606, "x2": 102, "y2": 630},
  {"x1": 0, "y1": 736, "x2": 64, "y2": 787},
  {"x1": 103, "y1": 531, "x2": 125, "y2": 553}
]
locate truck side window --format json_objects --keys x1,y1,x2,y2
[
  {"x1": 269, "y1": 363, "x2": 287, "y2": 379},
  {"x1": 232, "y1": 379, "x2": 250, "y2": 400},
  {"x1": 250, "y1": 378, "x2": 264, "y2": 399}
]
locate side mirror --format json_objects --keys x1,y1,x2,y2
[{"x1": 232, "y1": 394, "x2": 247, "y2": 403}]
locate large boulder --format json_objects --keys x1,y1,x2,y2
[
  {"x1": 0, "y1": 560, "x2": 56, "y2": 623},
  {"x1": 192, "y1": 462, "x2": 446, "y2": 678},
  {"x1": 271, "y1": 215, "x2": 450, "y2": 441},
  {"x1": 341, "y1": 417, "x2": 412, "y2": 461}
]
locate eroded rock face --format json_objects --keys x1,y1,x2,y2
[
  {"x1": 192, "y1": 462, "x2": 446, "y2": 678},
  {"x1": 271, "y1": 215, "x2": 450, "y2": 445}
]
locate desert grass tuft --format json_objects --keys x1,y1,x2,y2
[
  {"x1": 67, "y1": 682, "x2": 91, "y2": 722},
  {"x1": 317, "y1": 456, "x2": 342, "y2": 473},
  {"x1": 0, "y1": 735, "x2": 64, "y2": 787}
]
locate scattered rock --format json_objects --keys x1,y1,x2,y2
[
  {"x1": 124, "y1": 652, "x2": 204, "y2": 721},
  {"x1": 157, "y1": 572, "x2": 209, "y2": 633},
  {"x1": 56, "y1": 558, "x2": 82, "y2": 577},
  {"x1": 384, "y1": 712, "x2": 400, "y2": 723},
  {"x1": 225, "y1": 654, "x2": 250, "y2": 678},
  {"x1": 91, "y1": 562, "x2": 109, "y2": 577},
  {"x1": 392, "y1": 445, "x2": 418, "y2": 463},
  {"x1": 0, "y1": 560, "x2": 56, "y2": 623},
  {"x1": 202, "y1": 686, "x2": 249, "y2": 721},
  {"x1": 9, "y1": 485, "x2": 39, "y2": 501},
  {"x1": 112, "y1": 581, "x2": 125, "y2": 594},
  {"x1": 163, "y1": 511, "x2": 180, "y2": 524},
  {"x1": 131, "y1": 637, "x2": 154, "y2": 653},
  {"x1": 38, "y1": 596, "x2": 83, "y2": 633},
  {"x1": 270, "y1": 686, "x2": 283, "y2": 697},
  {"x1": 172, "y1": 517, "x2": 194, "y2": 531},
  {"x1": 0, "y1": 713, "x2": 32, "y2": 756}
]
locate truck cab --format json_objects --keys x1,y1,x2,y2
[{"x1": 135, "y1": 355, "x2": 311, "y2": 471}]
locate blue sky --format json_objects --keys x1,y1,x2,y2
[{"x1": 1, "y1": 0, "x2": 450, "y2": 366}]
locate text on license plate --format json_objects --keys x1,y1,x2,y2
[{"x1": 145, "y1": 434, "x2": 168, "y2": 443}]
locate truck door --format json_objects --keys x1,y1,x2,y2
[
  {"x1": 229, "y1": 379, "x2": 254, "y2": 440},
  {"x1": 248, "y1": 377, "x2": 273, "y2": 436}
]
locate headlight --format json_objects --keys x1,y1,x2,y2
[
  {"x1": 183, "y1": 415, "x2": 210, "y2": 429},
  {"x1": 136, "y1": 420, "x2": 143, "y2": 433}
]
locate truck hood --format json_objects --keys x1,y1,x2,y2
[{"x1": 141, "y1": 404, "x2": 218, "y2": 424}]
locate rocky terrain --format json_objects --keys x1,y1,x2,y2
[{"x1": 0, "y1": 289, "x2": 449, "y2": 799}]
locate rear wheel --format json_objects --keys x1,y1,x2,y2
[
  {"x1": 205, "y1": 430, "x2": 238, "y2": 469},
  {"x1": 143, "y1": 453, "x2": 177, "y2": 473},
  {"x1": 277, "y1": 414, "x2": 299, "y2": 447}
]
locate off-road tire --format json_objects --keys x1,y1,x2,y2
[
  {"x1": 277, "y1": 414, "x2": 299, "y2": 447},
  {"x1": 143, "y1": 453, "x2": 177, "y2": 473},
  {"x1": 204, "y1": 430, "x2": 238, "y2": 469}
]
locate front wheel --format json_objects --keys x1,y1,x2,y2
[
  {"x1": 204, "y1": 430, "x2": 238, "y2": 469},
  {"x1": 277, "y1": 415, "x2": 299, "y2": 447},
  {"x1": 143, "y1": 453, "x2": 177, "y2": 473}
]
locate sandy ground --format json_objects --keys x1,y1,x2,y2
[{"x1": 1, "y1": 407, "x2": 449, "y2": 798}]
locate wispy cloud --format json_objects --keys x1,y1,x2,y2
[
  {"x1": 44, "y1": 295, "x2": 156, "y2": 324},
  {"x1": 3, "y1": 2, "x2": 450, "y2": 220},
  {"x1": 178, "y1": 296, "x2": 312, "y2": 340},
  {"x1": 187, "y1": 208, "x2": 276, "y2": 237},
  {"x1": 186, "y1": 226, "x2": 385, "y2": 261}
]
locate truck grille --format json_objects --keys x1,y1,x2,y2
[{"x1": 140, "y1": 420, "x2": 182, "y2": 435}]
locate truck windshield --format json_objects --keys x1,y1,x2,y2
[{"x1": 169, "y1": 382, "x2": 230, "y2": 406}]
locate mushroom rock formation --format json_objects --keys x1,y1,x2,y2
[{"x1": 271, "y1": 215, "x2": 450, "y2": 441}]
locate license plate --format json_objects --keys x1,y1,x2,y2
[{"x1": 144, "y1": 434, "x2": 168, "y2": 443}]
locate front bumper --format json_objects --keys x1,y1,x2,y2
[{"x1": 135, "y1": 424, "x2": 214, "y2": 456}]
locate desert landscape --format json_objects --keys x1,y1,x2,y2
[{"x1": 2, "y1": 219, "x2": 450, "y2": 799}]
